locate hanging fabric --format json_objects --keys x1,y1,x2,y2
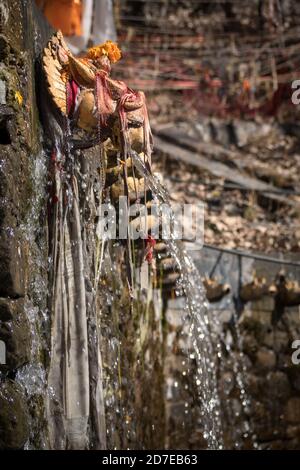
[{"x1": 36, "y1": 0, "x2": 83, "y2": 36}]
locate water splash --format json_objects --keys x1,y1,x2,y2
[{"x1": 131, "y1": 151, "x2": 224, "y2": 448}]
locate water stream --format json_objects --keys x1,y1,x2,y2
[
  {"x1": 131, "y1": 151, "x2": 224, "y2": 448},
  {"x1": 0, "y1": 133, "x2": 246, "y2": 449},
  {"x1": 42, "y1": 140, "x2": 225, "y2": 448},
  {"x1": 16, "y1": 147, "x2": 49, "y2": 449}
]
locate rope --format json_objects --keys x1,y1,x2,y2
[
  {"x1": 95, "y1": 73, "x2": 106, "y2": 194},
  {"x1": 203, "y1": 244, "x2": 300, "y2": 268},
  {"x1": 209, "y1": 250, "x2": 223, "y2": 278}
]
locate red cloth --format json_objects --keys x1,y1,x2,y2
[
  {"x1": 95, "y1": 71, "x2": 114, "y2": 127},
  {"x1": 145, "y1": 235, "x2": 156, "y2": 263},
  {"x1": 67, "y1": 79, "x2": 79, "y2": 116}
]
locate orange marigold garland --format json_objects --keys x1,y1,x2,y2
[{"x1": 87, "y1": 40, "x2": 121, "y2": 63}]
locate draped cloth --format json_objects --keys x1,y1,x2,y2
[
  {"x1": 46, "y1": 154, "x2": 106, "y2": 449},
  {"x1": 45, "y1": 64, "x2": 152, "y2": 449},
  {"x1": 36, "y1": 0, "x2": 83, "y2": 36}
]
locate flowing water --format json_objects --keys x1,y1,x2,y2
[
  {"x1": 209, "y1": 307, "x2": 256, "y2": 449},
  {"x1": 1, "y1": 142, "x2": 235, "y2": 449},
  {"x1": 0, "y1": 137, "x2": 229, "y2": 449},
  {"x1": 131, "y1": 150, "x2": 259, "y2": 449},
  {"x1": 16, "y1": 148, "x2": 49, "y2": 449},
  {"x1": 131, "y1": 151, "x2": 224, "y2": 448}
]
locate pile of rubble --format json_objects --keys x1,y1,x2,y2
[{"x1": 152, "y1": 118, "x2": 300, "y2": 254}]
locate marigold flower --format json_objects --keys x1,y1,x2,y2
[
  {"x1": 243, "y1": 79, "x2": 251, "y2": 91},
  {"x1": 87, "y1": 40, "x2": 121, "y2": 64},
  {"x1": 14, "y1": 91, "x2": 23, "y2": 106}
]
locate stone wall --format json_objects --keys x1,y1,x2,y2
[
  {"x1": 235, "y1": 306, "x2": 300, "y2": 449},
  {"x1": 0, "y1": 2, "x2": 166, "y2": 449},
  {"x1": 163, "y1": 247, "x2": 300, "y2": 449},
  {"x1": 0, "y1": 0, "x2": 47, "y2": 449}
]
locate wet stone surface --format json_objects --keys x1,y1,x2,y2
[
  {"x1": 0, "y1": 298, "x2": 31, "y2": 371},
  {"x1": 0, "y1": 0, "x2": 46, "y2": 450},
  {"x1": 0, "y1": 380, "x2": 29, "y2": 449}
]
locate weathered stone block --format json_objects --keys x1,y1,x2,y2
[
  {"x1": 245, "y1": 373, "x2": 263, "y2": 398},
  {"x1": 255, "y1": 348, "x2": 276, "y2": 370},
  {"x1": 277, "y1": 353, "x2": 294, "y2": 370},
  {"x1": 0, "y1": 297, "x2": 30, "y2": 370},
  {"x1": 0, "y1": 297, "x2": 24, "y2": 321},
  {"x1": 0, "y1": 380, "x2": 29, "y2": 449},
  {"x1": 288, "y1": 365, "x2": 300, "y2": 392},
  {"x1": 263, "y1": 330, "x2": 289, "y2": 351},
  {"x1": 0, "y1": 321, "x2": 30, "y2": 371},
  {"x1": 265, "y1": 371, "x2": 291, "y2": 400},
  {"x1": 242, "y1": 334, "x2": 258, "y2": 359},
  {"x1": 284, "y1": 397, "x2": 300, "y2": 424},
  {"x1": 0, "y1": 232, "x2": 26, "y2": 297},
  {"x1": 232, "y1": 120, "x2": 273, "y2": 148}
]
